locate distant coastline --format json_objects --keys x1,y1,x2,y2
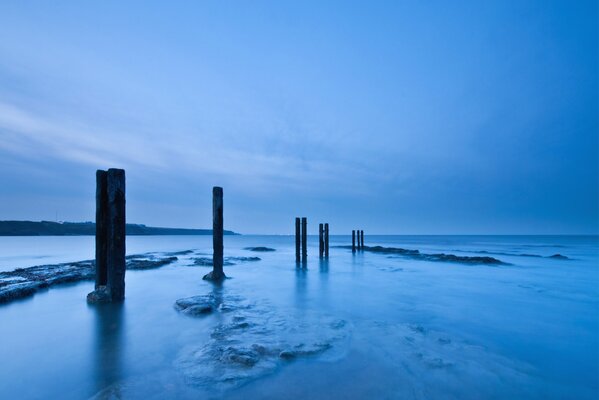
[{"x1": 0, "y1": 221, "x2": 239, "y2": 236}]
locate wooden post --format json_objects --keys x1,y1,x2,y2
[
  {"x1": 319, "y1": 223, "x2": 324, "y2": 258},
  {"x1": 95, "y1": 170, "x2": 108, "y2": 289},
  {"x1": 207, "y1": 186, "x2": 225, "y2": 281},
  {"x1": 352, "y1": 230, "x2": 356, "y2": 253},
  {"x1": 361, "y1": 230, "x2": 364, "y2": 249},
  {"x1": 301, "y1": 217, "x2": 307, "y2": 262},
  {"x1": 358, "y1": 229, "x2": 362, "y2": 251},
  {"x1": 88, "y1": 168, "x2": 126, "y2": 303},
  {"x1": 295, "y1": 217, "x2": 300, "y2": 262},
  {"x1": 106, "y1": 168, "x2": 126, "y2": 301},
  {"x1": 324, "y1": 223, "x2": 329, "y2": 258}
]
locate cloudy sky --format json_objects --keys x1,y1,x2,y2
[{"x1": 0, "y1": 1, "x2": 597, "y2": 234}]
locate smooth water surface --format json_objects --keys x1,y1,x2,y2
[{"x1": 0, "y1": 235, "x2": 597, "y2": 399}]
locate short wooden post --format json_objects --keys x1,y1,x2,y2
[
  {"x1": 106, "y1": 169, "x2": 126, "y2": 301},
  {"x1": 301, "y1": 217, "x2": 307, "y2": 262},
  {"x1": 295, "y1": 217, "x2": 301, "y2": 262},
  {"x1": 352, "y1": 230, "x2": 356, "y2": 253},
  {"x1": 324, "y1": 223, "x2": 329, "y2": 258},
  {"x1": 361, "y1": 230, "x2": 364, "y2": 249},
  {"x1": 319, "y1": 223, "x2": 324, "y2": 258}
]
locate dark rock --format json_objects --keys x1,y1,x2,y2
[
  {"x1": 127, "y1": 256, "x2": 178, "y2": 270},
  {"x1": 87, "y1": 286, "x2": 112, "y2": 303},
  {"x1": 335, "y1": 245, "x2": 506, "y2": 265},
  {"x1": 203, "y1": 271, "x2": 227, "y2": 282},
  {"x1": 221, "y1": 347, "x2": 260, "y2": 367},
  {"x1": 244, "y1": 247, "x2": 276, "y2": 252}
]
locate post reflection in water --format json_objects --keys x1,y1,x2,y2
[
  {"x1": 295, "y1": 266, "x2": 308, "y2": 306},
  {"x1": 91, "y1": 302, "x2": 125, "y2": 397}
]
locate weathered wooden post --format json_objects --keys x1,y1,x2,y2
[
  {"x1": 324, "y1": 223, "x2": 329, "y2": 258},
  {"x1": 357, "y1": 229, "x2": 362, "y2": 251},
  {"x1": 95, "y1": 170, "x2": 108, "y2": 289},
  {"x1": 204, "y1": 186, "x2": 225, "y2": 281},
  {"x1": 295, "y1": 217, "x2": 301, "y2": 262},
  {"x1": 352, "y1": 230, "x2": 356, "y2": 253},
  {"x1": 319, "y1": 223, "x2": 324, "y2": 258},
  {"x1": 301, "y1": 217, "x2": 307, "y2": 262},
  {"x1": 106, "y1": 169, "x2": 126, "y2": 300},
  {"x1": 88, "y1": 168, "x2": 126, "y2": 303},
  {"x1": 361, "y1": 230, "x2": 365, "y2": 249}
]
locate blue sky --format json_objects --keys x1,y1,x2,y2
[{"x1": 0, "y1": 1, "x2": 597, "y2": 234}]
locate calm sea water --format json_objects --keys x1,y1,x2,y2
[{"x1": 0, "y1": 235, "x2": 597, "y2": 399}]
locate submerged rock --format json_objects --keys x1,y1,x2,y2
[
  {"x1": 244, "y1": 247, "x2": 276, "y2": 252},
  {"x1": 175, "y1": 293, "x2": 350, "y2": 391},
  {"x1": 202, "y1": 271, "x2": 227, "y2": 282},
  {"x1": 86, "y1": 286, "x2": 111, "y2": 303},
  {"x1": 175, "y1": 294, "x2": 219, "y2": 315}
]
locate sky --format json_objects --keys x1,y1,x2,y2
[{"x1": 0, "y1": 1, "x2": 597, "y2": 234}]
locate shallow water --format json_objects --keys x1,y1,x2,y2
[{"x1": 0, "y1": 235, "x2": 597, "y2": 399}]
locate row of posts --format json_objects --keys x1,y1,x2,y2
[
  {"x1": 294, "y1": 217, "x2": 330, "y2": 262},
  {"x1": 352, "y1": 229, "x2": 365, "y2": 252},
  {"x1": 89, "y1": 168, "x2": 368, "y2": 302}
]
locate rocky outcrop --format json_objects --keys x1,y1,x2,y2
[
  {"x1": 0, "y1": 254, "x2": 179, "y2": 304},
  {"x1": 337, "y1": 245, "x2": 506, "y2": 265},
  {"x1": 174, "y1": 292, "x2": 349, "y2": 389}
]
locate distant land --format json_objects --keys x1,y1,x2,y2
[{"x1": 0, "y1": 221, "x2": 239, "y2": 236}]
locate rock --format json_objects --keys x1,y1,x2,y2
[
  {"x1": 175, "y1": 295, "x2": 219, "y2": 315},
  {"x1": 335, "y1": 245, "x2": 506, "y2": 265},
  {"x1": 0, "y1": 281, "x2": 45, "y2": 303},
  {"x1": 244, "y1": 247, "x2": 276, "y2": 252},
  {"x1": 127, "y1": 256, "x2": 178, "y2": 270},
  {"x1": 0, "y1": 254, "x2": 180, "y2": 304},
  {"x1": 202, "y1": 271, "x2": 227, "y2": 282},
  {"x1": 175, "y1": 293, "x2": 350, "y2": 389},
  {"x1": 87, "y1": 286, "x2": 112, "y2": 303}
]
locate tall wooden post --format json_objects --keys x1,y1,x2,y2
[
  {"x1": 319, "y1": 223, "x2": 324, "y2": 258},
  {"x1": 358, "y1": 229, "x2": 362, "y2": 251},
  {"x1": 106, "y1": 169, "x2": 126, "y2": 301},
  {"x1": 95, "y1": 170, "x2": 108, "y2": 288},
  {"x1": 295, "y1": 217, "x2": 301, "y2": 262},
  {"x1": 301, "y1": 217, "x2": 307, "y2": 262},
  {"x1": 89, "y1": 168, "x2": 126, "y2": 303},
  {"x1": 361, "y1": 230, "x2": 364, "y2": 249},
  {"x1": 206, "y1": 186, "x2": 225, "y2": 281},
  {"x1": 324, "y1": 223, "x2": 329, "y2": 258},
  {"x1": 352, "y1": 230, "x2": 356, "y2": 253}
]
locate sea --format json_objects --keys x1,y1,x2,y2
[{"x1": 0, "y1": 235, "x2": 597, "y2": 399}]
